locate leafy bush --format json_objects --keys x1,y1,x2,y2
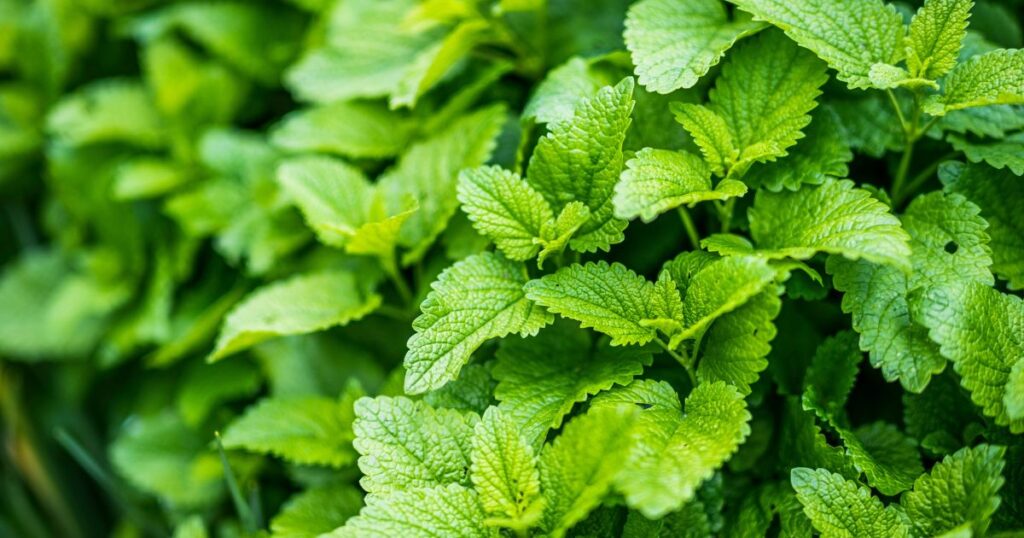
[{"x1": 1, "y1": 0, "x2": 1023, "y2": 536}]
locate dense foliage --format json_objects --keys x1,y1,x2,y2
[{"x1": 1, "y1": 0, "x2": 1024, "y2": 536}]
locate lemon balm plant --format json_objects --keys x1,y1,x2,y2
[{"x1": 0, "y1": 0, "x2": 1023, "y2": 537}]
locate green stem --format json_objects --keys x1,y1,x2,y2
[
  {"x1": 885, "y1": 89, "x2": 909, "y2": 132},
  {"x1": 54, "y1": 428, "x2": 165, "y2": 538},
  {"x1": 894, "y1": 151, "x2": 956, "y2": 207},
  {"x1": 215, "y1": 433, "x2": 260, "y2": 534},
  {"x1": 655, "y1": 338, "x2": 697, "y2": 386},
  {"x1": 891, "y1": 92, "x2": 923, "y2": 203},
  {"x1": 719, "y1": 199, "x2": 736, "y2": 233},
  {"x1": 677, "y1": 207, "x2": 701, "y2": 250},
  {"x1": 386, "y1": 257, "x2": 413, "y2": 306}
]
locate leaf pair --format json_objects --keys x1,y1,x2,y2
[
  {"x1": 793, "y1": 444, "x2": 1006, "y2": 537},
  {"x1": 458, "y1": 78, "x2": 634, "y2": 265}
]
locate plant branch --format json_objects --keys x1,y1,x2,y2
[
  {"x1": 655, "y1": 338, "x2": 697, "y2": 386},
  {"x1": 677, "y1": 207, "x2": 701, "y2": 250}
]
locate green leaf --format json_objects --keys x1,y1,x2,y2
[
  {"x1": 802, "y1": 331, "x2": 863, "y2": 421},
  {"x1": 423, "y1": 363, "x2": 495, "y2": 414},
  {"x1": 391, "y1": 20, "x2": 490, "y2": 109},
  {"x1": 209, "y1": 270, "x2": 381, "y2": 361},
  {"x1": 673, "y1": 30, "x2": 827, "y2": 177},
  {"x1": 492, "y1": 320, "x2": 652, "y2": 444},
  {"x1": 457, "y1": 165, "x2": 553, "y2": 261},
  {"x1": 351, "y1": 396, "x2": 478, "y2": 494},
  {"x1": 523, "y1": 56, "x2": 616, "y2": 125},
  {"x1": 270, "y1": 483, "x2": 363, "y2": 538},
  {"x1": 613, "y1": 148, "x2": 747, "y2": 222},
  {"x1": 177, "y1": 359, "x2": 262, "y2": 426},
  {"x1": 927, "y1": 49, "x2": 1024, "y2": 114},
  {"x1": 110, "y1": 411, "x2": 224, "y2": 508},
  {"x1": 828, "y1": 192, "x2": 993, "y2": 392},
  {"x1": 470, "y1": 407, "x2": 542, "y2": 529},
  {"x1": 840, "y1": 421, "x2": 923, "y2": 496},
  {"x1": 949, "y1": 132, "x2": 1024, "y2": 175},
  {"x1": 379, "y1": 105, "x2": 506, "y2": 264},
  {"x1": 284, "y1": 0, "x2": 439, "y2": 103},
  {"x1": 697, "y1": 288, "x2": 782, "y2": 395},
  {"x1": 615, "y1": 382, "x2": 751, "y2": 519},
  {"x1": 906, "y1": 0, "x2": 973, "y2": 80},
  {"x1": 1007, "y1": 359, "x2": 1024, "y2": 421},
  {"x1": 46, "y1": 79, "x2": 164, "y2": 148},
  {"x1": 624, "y1": 0, "x2": 766, "y2": 93},
  {"x1": 903, "y1": 444, "x2": 1006, "y2": 536},
  {"x1": 742, "y1": 108, "x2": 852, "y2": 192},
  {"x1": 903, "y1": 371, "x2": 982, "y2": 456},
  {"x1": 749, "y1": 178, "x2": 912, "y2": 270},
  {"x1": 271, "y1": 101, "x2": 414, "y2": 159},
  {"x1": 790, "y1": 468, "x2": 911, "y2": 538},
  {"x1": 523, "y1": 261, "x2": 680, "y2": 346},
  {"x1": 327, "y1": 484, "x2": 494, "y2": 538},
  {"x1": 539, "y1": 404, "x2": 638, "y2": 537},
  {"x1": 405, "y1": 252, "x2": 552, "y2": 394},
  {"x1": 678, "y1": 255, "x2": 778, "y2": 342},
  {"x1": 276, "y1": 156, "x2": 374, "y2": 248},
  {"x1": 221, "y1": 392, "x2": 361, "y2": 467},
  {"x1": 172, "y1": 516, "x2": 207, "y2": 538},
  {"x1": 525, "y1": 77, "x2": 634, "y2": 253},
  {"x1": 727, "y1": 0, "x2": 906, "y2": 89},
  {"x1": 671, "y1": 102, "x2": 738, "y2": 177},
  {"x1": 914, "y1": 282, "x2": 1024, "y2": 433}
]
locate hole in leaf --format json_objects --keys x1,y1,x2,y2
[{"x1": 944, "y1": 241, "x2": 958, "y2": 254}]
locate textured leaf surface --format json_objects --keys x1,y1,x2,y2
[
  {"x1": 492, "y1": 321, "x2": 652, "y2": 444},
  {"x1": 678, "y1": 255, "x2": 777, "y2": 341},
  {"x1": 539, "y1": 405, "x2": 638, "y2": 537},
  {"x1": 613, "y1": 148, "x2": 746, "y2": 222},
  {"x1": 906, "y1": 0, "x2": 973, "y2": 80},
  {"x1": 727, "y1": 0, "x2": 906, "y2": 89},
  {"x1": 624, "y1": 0, "x2": 765, "y2": 93},
  {"x1": 405, "y1": 252, "x2": 551, "y2": 394},
  {"x1": 470, "y1": 408, "x2": 541, "y2": 527},
  {"x1": 928, "y1": 49, "x2": 1024, "y2": 114},
  {"x1": 617, "y1": 382, "x2": 751, "y2": 519},
  {"x1": 524, "y1": 261, "x2": 679, "y2": 345},
  {"x1": 791, "y1": 468, "x2": 911, "y2": 538},
  {"x1": 351, "y1": 396, "x2": 477, "y2": 494},
  {"x1": 457, "y1": 165, "x2": 553, "y2": 261},
  {"x1": 742, "y1": 108, "x2": 851, "y2": 191},
  {"x1": 828, "y1": 192, "x2": 993, "y2": 392},
  {"x1": 379, "y1": 105, "x2": 506, "y2": 264},
  {"x1": 673, "y1": 30, "x2": 826, "y2": 177},
  {"x1": 903, "y1": 444, "x2": 1006, "y2": 536},
  {"x1": 915, "y1": 282, "x2": 1024, "y2": 433},
  {"x1": 949, "y1": 132, "x2": 1024, "y2": 175},
  {"x1": 802, "y1": 331, "x2": 862, "y2": 420},
  {"x1": 697, "y1": 288, "x2": 781, "y2": 395},
  {"x1": 750, "y1": 179, "x2": 911, "y2": 270},
  {"x1": 221, "y1": 395, "x2": 358, "y2": 467},
  {"x1": 328, "y1": 484, "x2": 493, "y2": 538},
  {"x1": 270, "y1": 483, "x2": 363, "y2": 538},
  {"x1": 841, "y1": 421, "x2": 923, "y2": 496},
  {"x1": 526, "y1": 78, "x2": 633, "y2": 252},
  {"x1": 210, "y1": 270, "x2": 381, "y2": 361}
]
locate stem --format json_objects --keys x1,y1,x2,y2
[
  {"x1": 654, "y1": 338, "x2": 697, "y2": 386},
  {"x1": 215, "y1": 433, "x2": 260, "y2": 534},
  {"x1": 386, "y1": 256, "x2": 413, "y2": 306},
  {"x1": 894, "y1": 151, "x2": 956, "y2": 207},
  {"x1": 885, "y1": 89, "x2": 908, "y2": 132},
  {"x1": 54, "y1": 428, "x2": 165, "y2": 538},
  {"x1": 677, "y1": 207, "x2": 700, "y2": 250},
  {"x1": 891, "y1": 92, "x2": 923, "y2": 203},
  {"x1": 719, "y1": 199, "x2": 736, "y2": 233}
]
